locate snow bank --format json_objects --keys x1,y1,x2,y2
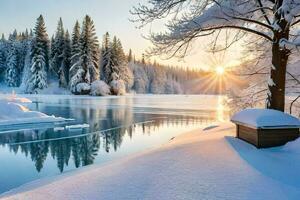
[
  {"x1": 110, "y1": 79, "x2": 126, "y2": 95},
  {"x1": 90, "y1": 80, "x2": 111, "y2": 96},
  {"x1": 76, "y1": 83, "x2": 91, "y2": 95},
  {"x1": 3, "y1": 123, "x2": 300, "y2": 200},
  {"x1": 0, "y1": 100, "x2": 65, "y2": 127},
  {"x1": 231, "y1": 108, "x2": 300, "y2": 128},
  {"x1": 282, "y1": 137, "x2": 300, "y2": 153}
]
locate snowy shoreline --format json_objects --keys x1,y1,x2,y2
[
  {"x1": 0, "y1": 97, "x2": 68, "y2": 131},
  {"x1": 2, "y1": 123, "x2": 300, "y2": 200}
]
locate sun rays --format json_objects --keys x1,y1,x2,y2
[{"x1": 215, "y1": 66, "x2": 225, "y2": 75}]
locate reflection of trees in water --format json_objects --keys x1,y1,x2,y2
[
  {"x1": 0, "y1": 100, "x2": 214, "y2": 173},
  {"x1": 0, "y1": 130, "x2": 101, "y2": 173}
]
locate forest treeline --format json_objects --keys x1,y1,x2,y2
[{"x1": 0, "y1": 15, "x2": 217, "y2": 95}]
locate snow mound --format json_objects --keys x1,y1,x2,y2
[
  {"x1": 76, "y1": 83, "x2": 91, "y2": 95},
  {"x1": 0, "y1": 100, "x2": 66, "y2": 126},
  {"x1": 231, "y1": 108, "x2": 300, "y2": 129},
  {"x1": 283, "y1": 138, "x2": 300, "y2": 153},
  {"x1": 90, "y1": 80, "x2": 111, "y2": 96},
  {"x1": 110, "y1": 79, "x2": 126, "y2": 95}
]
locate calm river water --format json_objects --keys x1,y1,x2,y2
[{"x1": 0, "y1": 95, "x2": 229, "y2": 193}]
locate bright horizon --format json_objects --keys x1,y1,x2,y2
[{"x1": 0, "y1": 0, "x2": 242, "y2": 70}]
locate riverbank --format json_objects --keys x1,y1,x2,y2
[{"x1": 2, "y1": 123, "x2": 300, "y2": 200}]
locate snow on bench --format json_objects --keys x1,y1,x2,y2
[{"x1": 231, "y1": 108, "x2": 300, "y2": 129}]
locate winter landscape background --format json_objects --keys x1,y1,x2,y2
[
  {"x1": 2, "y1": 0, "x2": 300, "y2": 199},
  {"x1": 0, "y1": 15, "x2": 224, "y2": 96}
]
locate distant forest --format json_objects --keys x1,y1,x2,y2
[{"x1": 0, "y1": 15, "x2": 221, "y2": 95}]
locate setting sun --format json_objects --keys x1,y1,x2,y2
[{"x1": 215, "y1": 66, "x2": 225, "y2": 75}]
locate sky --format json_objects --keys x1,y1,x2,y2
[{"x1": 0, "y1": 0, "x2": 242, "y2": 70}]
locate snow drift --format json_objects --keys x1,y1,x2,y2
[
  {"x1": 0, "y1": 100, "x2": 66, "y2": 127},
  {"x1": 110, "y1": 79, "x2": 126, "y2": 95},
  {"x1": 90, "y1": 80, "x2": 111, "y2": 96}
]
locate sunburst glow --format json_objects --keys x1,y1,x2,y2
[{"x1": 215, "y1": 66, "x2": 225, "y2": 75}]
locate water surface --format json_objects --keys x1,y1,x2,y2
[{"x1": 0, "y1": 95, "x2": 228, "y2": 193}]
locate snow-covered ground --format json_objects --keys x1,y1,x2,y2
[
  {"x1": 2, "y1": 123, "x2": 300, "y2": 200},
  {"x1": 0, "y1": 82, "x2": 71, "y2": 95}
]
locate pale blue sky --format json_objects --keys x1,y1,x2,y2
[
  {"x1": 0, "y1": 0, "x2": 146, "y2": 52},
  {"x1": 0, "y1": 0, "x2": 241, "y2": 69}
]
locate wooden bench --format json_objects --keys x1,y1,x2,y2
[{"x1": 231, "y1": 109, "x2": 300, "y2": 148}]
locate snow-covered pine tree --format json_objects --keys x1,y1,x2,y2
[
  {"x1": 0, "y1": 34, "x2": 5, "y2": 41},
  {"x1": 60, "y1": 30, "x2": 71, "y2": 87},
  {"x1": 141, "y1": 53, "x2": 146, "y2": 65},
  {"x1": 24, "y1": 29, "x2": 29, "y2": 39},
  {"x1": 111, "y1": 37, "x2": 133, "y2": 91},
  {"x1": 80, "y1": 15, "x2": 100, "y2": 84},
  {"x1": 0, "y1": 49, "x2": 5, "y2": 78},
  {"x1": 0, "y1": 35, "x2": 7, "y2": 81},
  {"x1": 101, "y1": 32, "x2": 112, "y2": 83},
  {"x1": 69, "y1": 21, "x2": 83, "y2": 93},
  {"x1": 9, "y1": 29, "x2": 18, "y2": 41},
  {"x1": 5, "y1": 42, "x2": 18, "y2": 87},
  {"x1": 110, "y1": 36, "x2": 124, "y2": 75},
  {"x1": 27, "y1": 15, "x2": 50, "y2": 93},
  {"x1": 17, "y1": 30, "x2": 30, "y2": 85},
  {"x1": 29, "y1": 29, "x2": 34, "y2": 38},
  {"x1": 128, "y1": 49, "x2": 133, "y2": 63},
  {"x1": 50, "y1": 18, "x2": 65, "y2": 78},
  {"x1": 101, "y1": 36, "x2": 132, "y2": 91},
  {"x1": 20, "y1": 29, "x2": 34, "y2": 91},
  {"x1": 20, "y1": 40, "x2": 33, "y2": 91},
  {"x1": 131, "y1": 63, "x2": 149, "y2": 93},
  {"x1": 149, "y1": 64, "x2": 167, "y2": 94}
]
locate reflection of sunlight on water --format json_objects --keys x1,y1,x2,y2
[{"x1": 217, "y1": 96, "x2": 228, "y2": 122}]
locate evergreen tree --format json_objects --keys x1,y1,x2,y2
[
  {"x1": 80, "y1": 15, "x2": 100, "y2": 84},
  {"x1": 101, "y1": 32, "x2": 112, "y2": 83},
  {"x1": 128, "y1": 49, "x2": 133, "y2": 63},
  {"x1": 20, "y1": 41, "x2": 32, "y2": 90},
  {"x1": 0, "y1": 35, "x2": 7, "y2": 81},
  {"x1": 24, "y1": 29, "x2": 29, "y2": 39},
  {"x1": 141, "y1": 54, "x2": 146, "y2": 65},
  {"x1": 110, "y1": 37, "x2": 133, "y2": 91},
  {"x1": 110, "y1": 36, "x2": 125, "y2": 73},
  {"x1": 50, "y1": 18, "x2": 65, "y2": 78},
  {"x1": 0, "y1": 50, "x2": 5, "y2": 77},
  {"x1": 17, "y1": 31, "x2": 30, "y2": 83},
  {"x1": 9, "y1": 29, "x2": 18, "y2": 41},
  {"x1": 69, "y1": 21, "x2": 83, "y2": 93},
  {"x1": 131, "y1": 64, "x2": 148, "y2": 93},
  {"x1": 5, "y1": 44, "x2": 18, "y2": 87},
  {"x1": 60, "y1": 30, "x2": 71, "y2": 87},
  {"x1": 27, "y1": 15, "x2": 50, "y2": 93},
  {"x1": 29, "y1": 29, "x2": 34, "y2": 38}
]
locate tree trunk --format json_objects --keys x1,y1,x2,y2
[
  {"x1": 267, "y1": 42, "x2": 288, "y2": 111},
  {"x1": 267, "y1": 0, "x2": 289, "y2": 112}
]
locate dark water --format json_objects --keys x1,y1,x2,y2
[{"x1": 0, "y1": 95, "x2": 228, "y2": 194}]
